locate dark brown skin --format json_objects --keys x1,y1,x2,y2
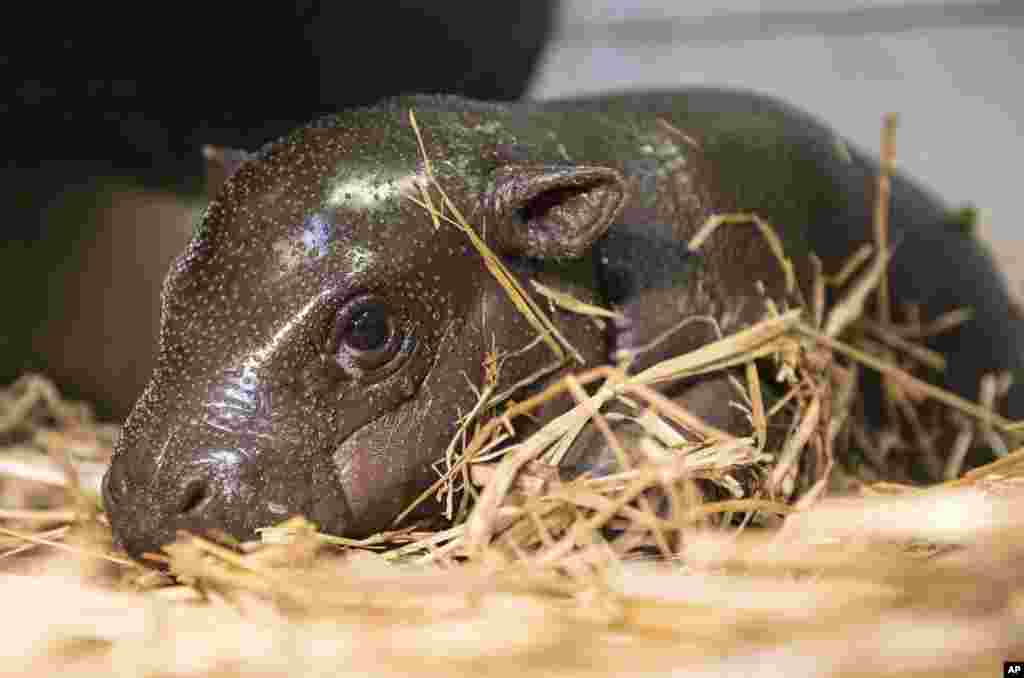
[{"x1": 104, "y1": 89, "x2": 1024, "y2": 560}]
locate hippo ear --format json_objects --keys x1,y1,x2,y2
[
  {"x1": 202, "y1": 145, "x2": 254, "y2": 201},
  {"x1": 483, "y1": 164, "x2": 629, "y2": 259}
]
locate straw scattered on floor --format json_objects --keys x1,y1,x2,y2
[{"x1": 2, "y1": 110, "x2": 1023, "y2": 677}]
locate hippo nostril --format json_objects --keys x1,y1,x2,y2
[{"x1": 176, "y1": 477, "x2": 212, "y2": 516}]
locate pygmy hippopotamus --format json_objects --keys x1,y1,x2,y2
[{"x1": 102, "y1": 89, "x2": 1024, "y2": 560}]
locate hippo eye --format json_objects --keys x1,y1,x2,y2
[
  {"x1": 347, "y1": 306, "x2": 390, "y2": 351},
  {"x1": 330, "y1": 296, "x2": 405, "y2": 376}
]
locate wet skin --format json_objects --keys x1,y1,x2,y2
[{"x1": 103, "y1": 89, "x2": 1024, "y2": 560}]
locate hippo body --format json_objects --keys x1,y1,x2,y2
[{"x1": 103, "y1": 89, "x2": 1024, "y2": 559}]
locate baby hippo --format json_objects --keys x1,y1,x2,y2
[{"x1": 103, "y1": 89, "x2": 1024, "y2": 560}]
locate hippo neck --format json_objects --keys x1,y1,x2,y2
[
  {"x1": 526, "y1": 250, "x2": 600, "y2": 292},
  {"x1": 509, "y1": 219, "x2": 699, "y2": 369}
]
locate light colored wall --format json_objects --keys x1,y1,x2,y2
[
  {"x1": 531, "y1": 1, "x2": 1023, "y2": 260},
  {"x1": 561, "y1": 0, "x2": 966, "y2": 23}
]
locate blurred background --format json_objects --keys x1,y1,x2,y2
[
  {"x1": 536, "y1": 0, "x2": 1023, "y2": 251},
  {"x1": 1, "y1": 2, "x2": 557, "y2": 418},
  {"x1": 3, "y1": 0, "x2": 1021, "y2": 421}
]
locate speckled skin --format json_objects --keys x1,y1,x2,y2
[{"x1": 103, "y1": 89, "x2": 1024, "y2": 560}]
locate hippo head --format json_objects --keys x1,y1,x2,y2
[{"x1": 103, "y1": 98, "x2": 629, "y2": 559}]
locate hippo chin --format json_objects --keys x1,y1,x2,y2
[{"x1": 103, "y1": 89, "x2": 1024, "y2": 560}]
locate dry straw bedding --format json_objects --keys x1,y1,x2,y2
[{"x1": 1, "y1": 112, "x2": 1022, "y2": 677}]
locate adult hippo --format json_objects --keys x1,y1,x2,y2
[{"x1": 103, "y1": 89, "x2": 1024, "y2": 560}]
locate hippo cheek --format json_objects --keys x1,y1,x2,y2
[{"x1": 317, "y1": 408, "x2": 446, "y2": 538}]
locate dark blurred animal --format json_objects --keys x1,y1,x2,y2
[{"x1": 2, "y1": 1, "x2": 557, "y2": 419}]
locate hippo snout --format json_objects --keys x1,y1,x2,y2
[{"x1": 103, "y1": 443, "x2": 293, "y2": 559}]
